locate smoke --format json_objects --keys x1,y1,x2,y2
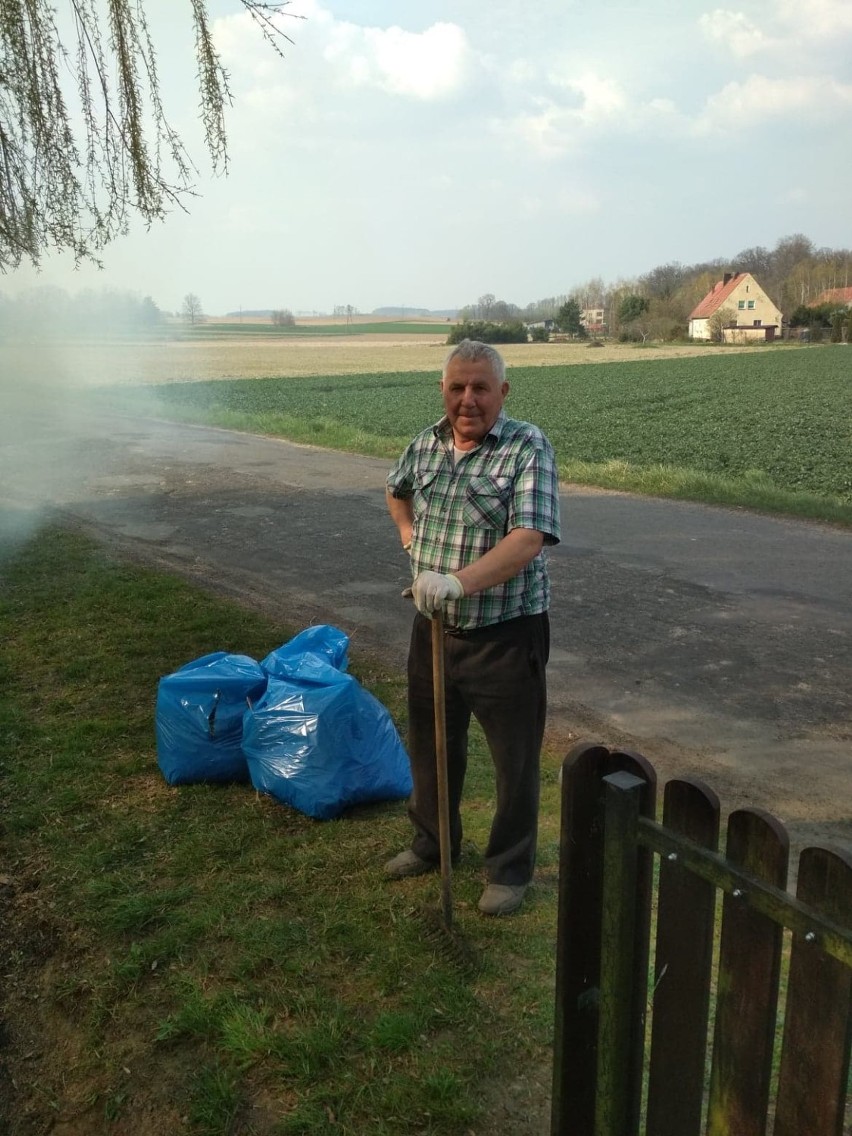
[
  {"x1": 0, "y1": 288, "x2": 173, "y2": 562},
  {"x1": 0, "y1": 342, "x2": 93, "y2": 558}
]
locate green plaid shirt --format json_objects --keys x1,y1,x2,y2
[{"x1": 387, "y1": 410, "x2": 561, "y2": 630}]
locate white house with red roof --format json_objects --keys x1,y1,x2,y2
[{"x1": 688, "y1": 272, "x2": 782, "y2": 342}]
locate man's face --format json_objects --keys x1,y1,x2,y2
[{"x1": 441, "y1": 357, "x2": 509, "y2": 449}]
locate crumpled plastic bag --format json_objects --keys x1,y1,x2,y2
[
  {"x1": 155, "y1": 652, "x2": 268, "y2": 785},
  {"x1": 242, "y1": 639, "x2": 412, "y2": 820},
  {"x1": 261, "y1": 624, "x2": 350, "y2": 676}
]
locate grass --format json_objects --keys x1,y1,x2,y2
[
  {"x1": 4, "y1": 530, "x2": 846, "y2": 1133},
  {"x1": 93, "y1": 346, "x2": 852, "y2": 525},
  {"x1": 0, "y1": 527, "x2": 562, "y2": 1136}
]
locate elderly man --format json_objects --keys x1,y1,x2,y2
[{"x1": 385, "y1": 338, "x2": 561, "y2": 916}]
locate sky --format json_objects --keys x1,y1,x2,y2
[{"x1": 5, "y1": 0, "x2": 852, "y2": 315}]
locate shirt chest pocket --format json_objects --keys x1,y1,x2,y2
[
  {"x1": 412, "y1": 468, "x2": 441, "y2": 520},
  {"x1": 462, "y1": 475, "x2": 513, "y2": 532}
]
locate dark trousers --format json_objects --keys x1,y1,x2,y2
[{"x1": 406, "y1": 611, "x2": 550, "y2": 886}]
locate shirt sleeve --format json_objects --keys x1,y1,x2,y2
[
  {"x1": 386, "y1": 442, "x2": 416, "y2": 498},
  {"x1": 508, "y1": 433, "x2": 561, "y2": 545}
]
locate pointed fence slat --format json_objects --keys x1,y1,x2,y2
[
  {"x1": 773, "y1": 846, "x2": 852, "y2": 1136},
  {"x1": 646, "y1": 778, "x2": 720, "y2": 1136},
  {"x1": 551, "y1": 743, "x2": 656, "y2": 1136},
  {"x1": 706, "y1": 809, "x2": 789, "y2": 1136}
]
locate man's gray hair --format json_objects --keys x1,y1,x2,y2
[{"x1": 442, "y1": 339, "x2": 506, "y2": 384}]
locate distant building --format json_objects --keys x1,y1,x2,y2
[
  {"x1": 688, "y1": 272, "x2": 782, "y2": 342},
  {"x1": 581, "y1": 307, "x2": 606, "y2": 335},
  {"x1": 814, "y1": 287, "x2": 852, "y2": 308}
]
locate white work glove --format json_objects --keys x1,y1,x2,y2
[{"x1": 411, "y1": 571, "x2": 464, "y2": 618}]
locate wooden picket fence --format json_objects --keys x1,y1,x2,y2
[{"x1": 551, "y1": 741, "x2": 852, "y2": 1136}]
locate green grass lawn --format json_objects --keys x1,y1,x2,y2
[
  {"x1": 94, "y1": 346, "x2": 852, "y2": 525},
  {"x1": 0, "y1": 528, "x2": 562, "y2": 1135}
]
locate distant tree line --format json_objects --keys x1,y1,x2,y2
[
  {"x1": 0, "y1": 286, "x2": 164, "y2": 336},
  {"x1": 457, "y1": 234, "x2": 852, "y2": 342},
  {"x1": 447, "y1": 319, "x2": 528, "y2": 344}
]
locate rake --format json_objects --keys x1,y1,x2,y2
[{"x1": 417, "y1": 608, "x2": 479, "y2": 972}]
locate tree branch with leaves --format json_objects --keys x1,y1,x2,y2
[{"x1": 0, "y1": 1, "x2": 300, "y2": 270}]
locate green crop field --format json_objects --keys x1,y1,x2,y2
[{"x1": 97, "y1": 345, "x2": 851, "y2": 522}]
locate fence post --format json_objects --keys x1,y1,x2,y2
[
  {"x1": 552, "y1": 745, "x2": 656, "y2": 1136},
  {"x1": 595, "y1": 770, "x2": 646, "y2": 1136},
  {"x1": 552, "y1": 743, "x2": 612, "y2": 1136}
]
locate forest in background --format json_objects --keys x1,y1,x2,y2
[{"x1": 459, "y1": 233, "x2": 852, "y2": 340}]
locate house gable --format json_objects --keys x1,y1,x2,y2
[{"x1": 688, "y1": 272, "x2": 782, "y2": 340}]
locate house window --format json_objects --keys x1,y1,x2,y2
[
  {"x1": 738, "y1": 300, "x2": 746, "y2": 309},
  {"x1": 753, "y1": 319, "x2": 762, "y2": 327},
  {"x1": 747, "y1": 300, "x2": 755, "y2": 309}
]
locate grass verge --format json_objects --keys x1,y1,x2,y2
[{"x1": 0, "y1": 528, "x2": 562, "y2": 1136}]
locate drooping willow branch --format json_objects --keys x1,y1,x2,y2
[{"x1": 0, "y1": 1, "x2": 301, "y2": 269}]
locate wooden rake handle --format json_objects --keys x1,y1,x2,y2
[{"x1": 431, "y1": 608, "x2": 454, "y2": 929}]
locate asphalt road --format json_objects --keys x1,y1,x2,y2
[{"x1": 2, "y1": 409, "x2": 850, "y2": 854}]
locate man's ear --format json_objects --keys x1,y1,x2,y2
[{"x1": 502, "y1": 381, "x2": 510, "y2": 397}]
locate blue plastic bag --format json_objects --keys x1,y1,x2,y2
[
  {"x1": 156, "y1": 652, "x2": 268, "y2": 785},
  {"x1": 261, "y1": 624, "x2": 350, "y2": 677},
  {"x1": 242, "y1": 654, "x2": 412, "y2": 820}
]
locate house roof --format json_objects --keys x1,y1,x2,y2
[
  {"x1": 688, "y1": 272, "x2": 750, "y2": 320},
  {"x1": 815, "y1": 286, "x2": 852, "y2": 306}
]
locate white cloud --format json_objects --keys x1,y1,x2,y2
[
  {"x1": 699, "y1": 10, "x2": 776, "y2": 58},
  {"x1": 778, "y1": 0, "x2": 852, "y2": 39},
  {"x1": 695, "y1": 73, "x2": 852, "y2": 132},
  {"x1": 216, "y1": 3, "x2": 471, "y2": 104},
  {"x1": 551, "y1": 73, "x2": 627, "y2": 124},
  {"x1": 495, "y1": 72, "x2": 623, "y2": 156},
  {"x1": 507, "y1": 58, "x2": 538, "y2": 85},
  {"x1": 700, "y1": 0, "x2": 852, "y2": 57},
  {"x1": 324, "y1": 21, "x2": 470, "y2": 100},
  {"x1": 496, "y1": 72, "x2": 680, "y2": 157}
]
